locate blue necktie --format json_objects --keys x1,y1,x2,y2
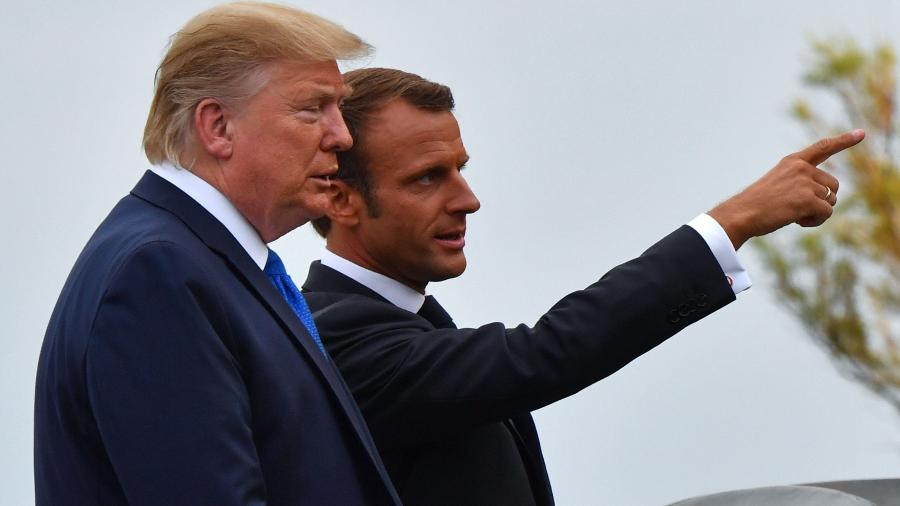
[{"x1": 264, "y1": 249, "x2": 327, "y2": 356}]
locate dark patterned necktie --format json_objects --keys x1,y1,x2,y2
[
  {"x1": 417, "y1": 295, "x2": 456, "y2": 329},
  {"x1": 264, "y1": 248, "x2": 327, "y2": 356}
]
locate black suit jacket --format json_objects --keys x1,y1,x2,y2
[
  {"x1": 302, "y1": 225, "x2": 736, "y2": 506},
  {"x1": 34, "y1": 171, "x2": 400, "y2": 506}
]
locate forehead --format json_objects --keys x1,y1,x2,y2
[
  {"x1": 363, "y1": 100, "x2": 467, "y2": 169},
  {"x1": 266, "y1": 59, "x2": 350, "y2": 99}
]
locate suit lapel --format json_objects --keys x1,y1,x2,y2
[
  {"x1": 509, "y1": 415, "x2": 554, "y2": 505},
  {"x1": 131, "y1": 172, "x2": 337, "y2": 373},
  {"x1": 130, "y1": 172, "x2": 397, "y2": 495}
]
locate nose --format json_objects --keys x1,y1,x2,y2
[
  {"x1": 447, "y1": 173, "x2": 481, "y2": 215},
  {"x1": 321, "y1": 105, "x2": 353, "y2": 152}
]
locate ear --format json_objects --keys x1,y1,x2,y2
[
  {"x1": 193, "y1": 98, "x2": 233, "y2": 160},
  {"x1": 326, "y1": 179, "x2": 366, "y2": 228}
]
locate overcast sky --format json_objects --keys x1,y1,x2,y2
[{"x1": 3, "y1": 1, "x2": 900, "y2": 504}]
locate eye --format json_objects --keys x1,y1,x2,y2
[
  {"x1": 295, "y1": 103, "x2": 324, "y2": 122},
  {"x1": 417, "y1": 171, "x2": 437, "y2": 185},
  {"x1": 298, "y1": 105, "x2": 322, "y2": 116}
]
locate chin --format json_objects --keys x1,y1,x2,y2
[{"x1": 432, "y1": 261, "x2": 467, "y2": 282}]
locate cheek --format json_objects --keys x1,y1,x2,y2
[
  {"x1": 391, "y1": 214, "x2": 432, "y2": 247},
  {"x1": 291, "y1": 124, "x2": 326, "y2": 158},
  {"x1": 257, "y1": 124, "x2": 320, "y2": 166},
  {"x1": 369, "y1": 220, "x2": 422, "y2": 255},
  {"x1": 383, "y1": 195, "x2": 440, "y2": 227}
]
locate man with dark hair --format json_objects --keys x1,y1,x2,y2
[{"x1": 302, "y1": 67, "x2": 863, "y2": 505}]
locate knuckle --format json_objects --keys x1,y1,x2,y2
[
  {"x1": 800, "y1": 189, "x2": 819, "y2": 209},
  {"x1": 791, "y1": 195, "x2": 809, "y2": 217},
  {"x1": 815, "y1": 137, "x2": 833, "y2": 152},
  {"x1": 787, "y1": 159, "x2": 811, "y2": 175}
]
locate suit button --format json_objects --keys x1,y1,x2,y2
[
  {"x1": 696, "y1": 293, "x2": 708, "y2": 307},
  {"x1": 678, "y1": 303, "x2": 692, "y2": 317}
]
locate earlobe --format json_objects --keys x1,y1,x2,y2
[{"x1": 194, "y1": 98, "x2": 233, "y2": 159}]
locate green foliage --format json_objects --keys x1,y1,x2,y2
[{"x1": 757, "y1": 38, "x2": 900, "y2": 410}]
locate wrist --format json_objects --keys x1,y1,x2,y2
[{"x1": 708, "y1": 206, "x2": 751, "y2": 250}]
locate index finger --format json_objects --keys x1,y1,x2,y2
[{"x1": 795, "y1": 129, "x2": 865, "y2": 166}]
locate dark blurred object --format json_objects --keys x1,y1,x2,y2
[
  {"x1": 808, "y1": 479, "x2": 900, "y2": 506},
  {"x1": 669, "y1": 479, "x2": 900, "y2": 505},
  {"x1": 668, "y1": 485, "x2": 873, "y2": 505}
]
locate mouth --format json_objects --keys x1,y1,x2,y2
[
  {"x1": 433, "y1": 229, "x2": 466, "y2": 250},
  {"x1": 309, "y1": 167, "x2": 338, "y2": 183}
]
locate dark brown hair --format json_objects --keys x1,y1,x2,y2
[{"x1": 312, "y1": 68, "x2": 455, "y2": 236}]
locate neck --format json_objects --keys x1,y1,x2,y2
[
  {"x1": 190, "y1": 159, "x2": 281, "y2": 242},
  {"x1": 325, "y1": 240, "x2": 427, "y2": 294}
]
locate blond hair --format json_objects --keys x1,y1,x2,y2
[{"x1": 143, "y1": 1, "x2": 371, "y2": 166}]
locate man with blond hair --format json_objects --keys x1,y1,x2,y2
[{"x1": 34, "y1": 4, "x2": 399, "y2": 505}]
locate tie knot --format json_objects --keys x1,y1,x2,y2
[
  {"x1": 264, "y1": 248, "x2": 287, "y2": 276},
  {"x1": 418, "y1": 295, "x2": 455, "y2": 328}
]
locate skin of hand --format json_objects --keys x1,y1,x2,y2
[{"x1": 708, "y1": 129, "x2": 865, "y2": 250}]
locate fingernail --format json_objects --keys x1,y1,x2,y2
[{"x1": 852, "y1": 129, "x2": 865, "y2": 140}]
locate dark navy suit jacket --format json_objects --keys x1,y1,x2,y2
[
  {"x1": 302, "y1": 226, "x2": 736, "y2": 506},
  {"x1": 34, "y1": 171, "x2": 400, "y2": 506}
]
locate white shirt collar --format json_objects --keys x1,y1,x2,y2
[
  {"x1": 320, "y1": 249, "x2": 426, "y2": 313},
  {"x1": 150, "y1": 162, "x2": 269, "y2": 269}
]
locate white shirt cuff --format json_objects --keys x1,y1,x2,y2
[{"x1": 687, "y1": 213, "x2": 751, "y2": 295}]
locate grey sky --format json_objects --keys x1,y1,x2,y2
[{"x1": 3, "y1": 1, "x2": 899, "y2": 504}]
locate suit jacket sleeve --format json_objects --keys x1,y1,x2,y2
[
  {"x1": 312, "y1": 226, "x2": 736, "y2": 450},
  {"x1": 86, "y1": 241, "x2": 267, "y2": 506}
]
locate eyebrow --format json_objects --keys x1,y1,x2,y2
[{"x1": 292, "y1": 84, "x2": 352, "y2": 102}]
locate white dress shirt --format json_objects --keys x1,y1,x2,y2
[
  {"x1": 688, "y1": 213, "x2": 751, "y2": 293},
  {"x1": 321, "y1": 249, "x2": 427, "y2": 313},
  {"x1": 150, "y1": 163, "x2": 269, "y2": 269},
  {"x1": 322, "y1": 213, "x2": 751, "y2": 312}
]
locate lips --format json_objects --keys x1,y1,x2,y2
[
  {"x1": 309, "y1": 167, "x2": 338, "y2": 183},
  {"x1": 434, "y1": 229, "x2": 466, "y2": 249}
]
